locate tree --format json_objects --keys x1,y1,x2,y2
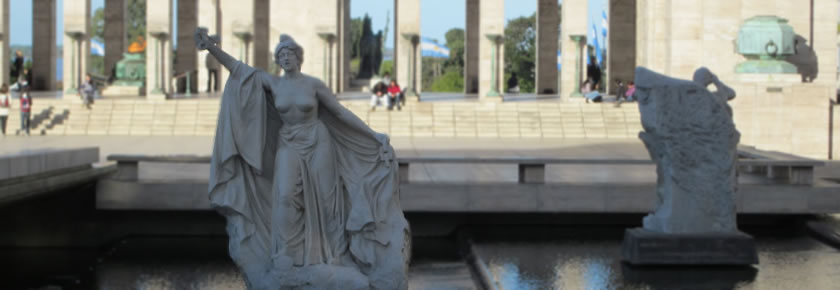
[
  {"x1": 127, "y1": 0, "x2": 146, "y2": 43},
  {"x1": 91, "y1": 8, "x2": 105, "y2": 41},
  {"x1": 444, "y1": 28, "x2": 464, "y2": 70},
  {"x1": 90, "y1": 7, "x2": 105, "y2": 75},
  {"x1": 503, "y1": 13, "x2": 536, "y2": 93}
]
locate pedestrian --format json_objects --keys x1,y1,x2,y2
[
  {"x1": 625, "y1": 81, "x2": 636, "y2": 101},
  {"x1": 584, "y1": 82, "x2": 603, "y2": 103},
  {"x1": 586, "y1": 57, "x2": 601, "y2": 90},
  {"x1": 0, "y1": 84, "x2": 9, "y2": 136},
  {"x1": 387, "y1": 79, "x2": 402, "y2": 111},
  {"x1": 615, "y1": 79, "x2": 627, "y2": 101},
  {"x1": 79, "y1": 74, "x2": 96, "y2": 109},
  {"x1": 20, "y1": 86, "x2": 32, "y2": 136},
  {"x1": 369, "y1": 79, "x2": 389, "y2": 111},
  {"x1": 9, "y1": 75, "x2": 28, "y2": 100},
  {"x1": 21, "y1": 68, "x2": 32, "y2": 85},
  {"x1": 206, "y1": 41, "x2": 221, "y2": 92},
  {"x1": 12, "y1": 50, "x2": 23, "y2": 80}
]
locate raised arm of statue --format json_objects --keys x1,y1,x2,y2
[{"x1": 195, "y1": 27, "x2": 238, "y2": 72}]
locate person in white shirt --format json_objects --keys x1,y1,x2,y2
[{"x1": 0, "y1": 84, "x2": 9, "y2": 136}]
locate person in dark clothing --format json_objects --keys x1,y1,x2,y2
[
  {"x1": 586, "y1": 57, "x2": 601, "y2": 91},
  {"x1": 19, "y1": 86, "x2": 31, "y2": 136},
  {"x1": 507, "y1": 73, "x2": 519, "y2": 93},
  {"x1": 615, "y1": 79, "x2": 627, "y2": 101},
  {"x1": 12, "y1": 50, "x2": 23, "y2": 80},
  {"x1": 370, "y1": 80, "x2": 389, "y2": 111},
  {"x1": 206, "y1": 44, "x2": 221, "y2": 92}
]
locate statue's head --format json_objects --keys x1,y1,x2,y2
[{"x1": 275, "y1": 34, "x2": 304, "y2": 72}]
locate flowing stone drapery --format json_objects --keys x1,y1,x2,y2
[
  {"x1": 208, "y1": 60, "x2": 409, "y2": 289},
  {"x1": 634, "y1": 66, "x2": 740, "y2": 234}
]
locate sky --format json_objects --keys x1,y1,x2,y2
[{"x1": 11, "y1": 0, "x2": 606, "y2": 50}]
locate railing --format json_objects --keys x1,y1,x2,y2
[
  {"x1": 171, "y1": 70, "x2": 196, "y2": 97},
  {"x1": 107, "y1": 147, "x2": 824, "y2": 185}
]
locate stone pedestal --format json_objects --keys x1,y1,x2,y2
[{"x1": 621, "y1": 228, "x2": 758, "y2": 265}]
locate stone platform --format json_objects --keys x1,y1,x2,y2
[{"x1": 621, "y1": 228, "x2": 758, "y2": 265}]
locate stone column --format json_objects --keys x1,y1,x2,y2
[
  {"x1": 146, "y1": 0, "x2": 173, "y2": 100},
  {"x1": 608, "y1": 0, "x2": 636, "y2": 95},
  {"x1": 478, "y1": 0, "x2": 504, "y2": 100},
  {"x1": 464, "y1": 0, "x2": 479, "y2": 94},
  {"x1": 559, "y1": 0, "x2": 588, "y2": 99},
  {"x1": 338, "y1": 0, "x2": 350, "y2": 93},
  {"x1": 252, "y1": 0, "x2": 269, "y2": 71},
  {"x1": 0, "y1": 0, "x2": 8, "y2": 86},
  {"x1": 535, "y1": 0, "x2": 559, "y2": 95},
  {"x1": 269, "y1": 0, "x2": 344, "y2": 92},
  {"x1": 176, "y1": 0, "x2": 198, "y2": 94},
  {"x1": 104, "y1": 0, "x2": 127, "y2": 80},
  {"x1": 196, "y1": 0, "x2": 219, "y2": 93},
  {"x1": 396, "y1": 0, "x2": 420, "y2": 96},
  {"x1": 63, "y1": 0, "x2": 90, "y2": 95},
  {"x1": 33, "y1": 0, "x2": 57, "y2": 91},
  {"x1": 401, "y1": 33, "x2": 419, "y2": 100},
  {"x1": 220, "y1": 0, "x2": 254, "y2": 92}
]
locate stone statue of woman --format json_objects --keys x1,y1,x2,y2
[{"x1": 196, "y1": 28, "x2": 410, "y2": 289}]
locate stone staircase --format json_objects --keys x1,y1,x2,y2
[{"x1": 3, "y1": 98, "x2": 643, "y2": 138}]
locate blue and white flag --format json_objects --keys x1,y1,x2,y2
[
  {"x1": 557, "y1": 51, "x2": 562, "y2": 70},
  {"x1": 601, "y1": 10, "x2": 608, "y2": 40},
  {"x1": 420, "y1": 37, "x2": 450, "y2": 58},
  {"x1": 91, "y1": 39, "x2": 105, "y2": 56},
  {"x1": 591, "y1": 24, "x2": 602, "y2": 65}
]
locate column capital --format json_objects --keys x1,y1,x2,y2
[
  {"x1": 484, "y1": 33, "x2": 504, "y2": 44},
  {"x1": 401, "y1": 33, "x2": 419, "y2": 44},
  {"x1": 233, "y1": 31, "x2": 252, "y2": 43},
  {"x1": 569, "y1": 34, "x2": 586, "y2": 43},
  {"x1": 317, "y1": 32, "x2": 336, "y2": 43},
  {"x1": 149, "y1": 31, "x2": 170, "y2": 41}
]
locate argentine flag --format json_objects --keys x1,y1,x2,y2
[
  {"x1": 557, "y1": 51, "x2": 562, "y2": 71},
  {"x1": 91, "y1": 39, "x2": 105, "y2": 56},
  {"x1": 420, "y1": 37, "x2": 450, "y2": 58}
]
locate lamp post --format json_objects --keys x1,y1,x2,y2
[
  {"x1": 64, "y1": 31, "x2": 85, "y2": 94},
  {"x1": 149, "y1": 31, "x2": 169, "y2": 95},
  {"x1": 318, "y1": 32, "x2": 336, "y2": 91},
  {"x1": 401, "y1": 33, "x2": 419, "y2": 98},
  {"x1": 569, "y1": 35, "x2": 585, "y2": 98},
  {"x1": 485, "y1": 34, "x2": 504, "y2": 98}
]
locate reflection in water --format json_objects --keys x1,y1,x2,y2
[{"x1": 476, "y1": 236, "x2": 840, "y2": 290}]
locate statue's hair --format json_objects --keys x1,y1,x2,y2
[{"x1": 275, "y1": 34, "x2": 304, "y2": 66}]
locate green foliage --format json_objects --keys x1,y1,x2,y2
[
  {"x1": 379, "y1": 60, "x2": 393, "y2": 76},
  {"x1": 444, "y1": 28, "x2": 465, "y2": 69},
  {"x1": 350, "y1": 58, "x2": 361, "y2": 76},
  {"x1": 420, "y1": 28, "x2": 465, "y2": 92},
  {"x1": 89, "y1": 55, "x2": 105, "y2": 75},
  {"x1": 91, "y1": 8, "x2": 105, "y2": 42},
  {"x1": 127, "y1": 0, "x2": 146, "y2": 43},
  {"x1": 427, "y1": 67, "x2": 464, "y2": 92},
  {"x1": 503, "y1": 13, "x2": 536, "y2": 93},
  {"x1": 90, "y1": 7, "x2": 105, "y2": 75},
  {"x1": 350, "y1": 17, "x2": 364, "y2": 58}
]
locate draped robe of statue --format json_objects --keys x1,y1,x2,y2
[{"x1": 207, "y1": 61, "x2": 409, "y2": 289}]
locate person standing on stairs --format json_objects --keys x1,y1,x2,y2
[{"x1": 0, "y1": 84, "x2": 9, "y2": 136}]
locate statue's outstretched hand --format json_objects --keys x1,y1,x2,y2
[
  {"x1": 375, "y1": 133, "x2": 393, "y2": 167},
  {"x1": 195, "y1": 27, "x2": 216, "y2": 51}
]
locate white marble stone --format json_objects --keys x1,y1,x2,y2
[
  {"x1": 198, "y1": 30, "x2": 410, "y2": 289},
  {"x1": 635, "y1": 66, "x2": 740, "y2": 234}
]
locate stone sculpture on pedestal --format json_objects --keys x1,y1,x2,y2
[
  {"x1": 622, "y1": 67, "x2": 758, "y2": 265},
  {"x1": 196, "y1": 27, "x2": 410, "y2": 289}
]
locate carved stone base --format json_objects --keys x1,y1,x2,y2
[{"x1": 621, "y1": 228, "x2": 758, "y2": 265}]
